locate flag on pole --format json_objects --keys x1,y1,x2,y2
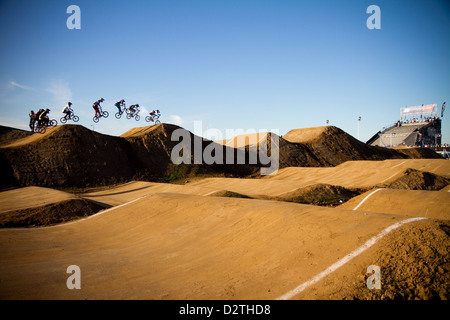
[{"x1": 442, "y1": 102, "x2": 446, "y2": 117}]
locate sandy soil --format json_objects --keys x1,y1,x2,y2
[
  {"x1": 0, "y1": 125, "x2": 448, "y2": 300},
  {"x1": 0, "y1": 193, "x2": 431, "y2": 300}
]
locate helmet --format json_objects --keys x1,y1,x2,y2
[
  {"x1": 46, "y1": 108, "x2": 50, "y2": 111},
  {"x1": 100, "y1": 98, "x2": 104, "y2": 102},
  {"x1": 30, "y1": 110, "x2": 34, "y2": 113},
  {"x1": 68, "y1": 102, "x2": 72, "y2": 106}
]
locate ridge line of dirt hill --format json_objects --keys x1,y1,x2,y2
[
  {"x1": 0, "y1": 124, "x2": 443, "y2": 189},
  {"x1": 0, "y1": 198, "x2": 106, "y2": 228},
  {"x1": 283, "y1": 126, "x2": 442, "y2": 166}
]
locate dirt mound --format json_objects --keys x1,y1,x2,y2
[
  {"x1": 0, "y1": 124, "x2": 260, "y2": 189},
  {"x1": 0, "y1": 198, "x2": 105, "y2": 228},
  {"x1": 0, "y1": 125, "x2": 32, "y2": 147},
  {"x1": 275, "y1": 183, "x2": 363, "y2": 207},
  {"x1": 120, "y1": 123, "x2": 164, "y2": 138},
  {"x1": 330, "y1": 220, "x2": 450, "y2": 300},
  {"x1": 394, "y1": 147, "x2": 443, "y2": 159},
  {"x1": 226, "y1": 132, "x2": 323, "y2": 169},
  {"x1": 121, "y1": 123, "x2": 259, "y2": 179},
  {"x1": 358, "y1": 220, "x2": 450, "y2": 300},
  {"x1": 283, "y1": 126, "x2": 440, "y2": 166},
  {"x1": 383, "y1": 169, "x2": 449, "y2": 191},
  {"x1": 0, "y1": 124, "x2": 138, "y2": 188},
  {"x1": 206, "y1": 190, "x2": 252, "y2": 199}
]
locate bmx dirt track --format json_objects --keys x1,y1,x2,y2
[{"x1": 0, "y1": 124, "x2": 449, "y2": 300}]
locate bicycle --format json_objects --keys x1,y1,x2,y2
[
  {"x1": 145, "y1": 113, "x2": 161, "y2": 124},
  {"x1": 60, "y1": 110, "x2": 79, "y2": 124},
  {"x1": 34, "y1": 118, "x2": 57, "y2": 134},
  {"x1": 114, "y1": 105, "x2": 128, "y2": 119},
  {"x1": 93, "y1": 109, "x2": 109, "y2": 123},
  {"x1": 126, "y1": 109, "x2": 140, "y2": 121}
]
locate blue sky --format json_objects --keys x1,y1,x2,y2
[{"x1": 0, "y1": 0, "x2": 449, "y2": 143}]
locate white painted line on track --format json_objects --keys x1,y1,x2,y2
[
  {"x1": 380, "y1": 172, "x2": 400, "y2": 183},
  {"x1": 202, "y1": 190, "x2": 220, "y2": 196},
  {"x1": 276, "y1": 217, "x2": 428, "y2": 300},
  {"x1": 0, "y1": 193, "x2": 155, "y2": 231},
  {"x1": 391, "y1": 160, "x2": 407, "y2": 168},
  {"x1": 276, "y1": 184, "x2": 313, "y2": 197},
  {"x1": 353, "y1": 188, "x2": 384, "y2": 211},
  {"x1": 276, "y1": 188, "x2": 300, "y2": 196}
]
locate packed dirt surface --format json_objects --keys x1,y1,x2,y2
[
  {"x1": 0, "y1": 186, "x2": 77, "y2": 212},
  {"x1": 0, "y1": 189, "x2": 448, "y2": 299},
  {"x1": 0, "y1": 124, "x2": 448, "y2": 300},
  {"x1": 341, "y1": 188, "x2": 450, "y2": 220},
  {"x1": 268, "y1": 159, "x2": 450, "y2": 189}
]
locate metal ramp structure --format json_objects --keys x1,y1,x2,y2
[{"x1": 367, "y1": 103, "x2": 443, "y2": 147}]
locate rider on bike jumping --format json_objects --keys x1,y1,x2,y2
[
  {"x1": 93, "y1": 98, "x2": 104, "y2": 118},
  {"x1": 150, "y1": 109, "x2": 161, "y2": 122},
  {"x1": 129, "y1": 104, "x2": 140, "y2": 116},
  {"x1": 115, "y1": 99, "x2": 125, "y2": 114},
  {"x1": 62, "y1": 102, "x2": 73, "y2": 120}
]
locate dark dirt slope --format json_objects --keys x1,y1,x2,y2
[
  {"x1": 394, "y1": 147, "x2": 443, "y2": 159},
  {"x1": 383, "y1": 168, "x2": 450, "y2": 191},
  {"x1": 256, "y1": 133, "x2": 324, "y2": 168},
  {"x1": 218, "y1": 132, "x2": 324, "y2": 169},
  {"x1": 274, "y1": 183, "x2": 363, "y2": 207},
  {"x1": 122, "y1": 123, "x2": 259, "y2": 178},
  {"x1": 283, "y1": 126, "x2": 440, "y2": 166},
  {"x1": 0, "y1": 125, "x2": 138, "y2": 188},
  {"x1": 0, "y1": 124, "x2": 259, "y2": 189},
  {"x1": 0, "y1": 125, "x2": 32, "y2": 147},
  {"x1": 0, "y1": 198, "x2": 106, "y2": 228}
]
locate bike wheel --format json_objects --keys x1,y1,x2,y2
[
  {"x1": 126, "y1": 113, "x2": 131, "y2": 119},
  {"x1": 39, "y1": 126, "x2": 46, "y2": 134},
  {"x1": 93, "y1": 116, "x2": 99, "y2": 123},
  {"x1": 155, "y1": 120, "x2": 161, "y2": 124},
  {"x1": 60, "y1": 117, "x2": 67, "y2": 124},
  {"x1": 145, "y1": 116, "x2": 151, "y2": 122},
  {"x1": 73, "y1": 115, "x2": 79, "y2": 122},
  {"x1": 115, "y1": 112, "x2": 122, "y2": 119},
  {"x1": 50, "y1": 119, "x2": 58, "y2": 127},
  {"x1": 102, "y1": 111, "x2": 109, "y2": 118},
  {"x1": 135, "y1": 115, "x2": 140, "y2": 121}
]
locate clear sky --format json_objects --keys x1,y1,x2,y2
[{"x1": 0, "y1": 0, "x2": 449, "y2": 143}]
